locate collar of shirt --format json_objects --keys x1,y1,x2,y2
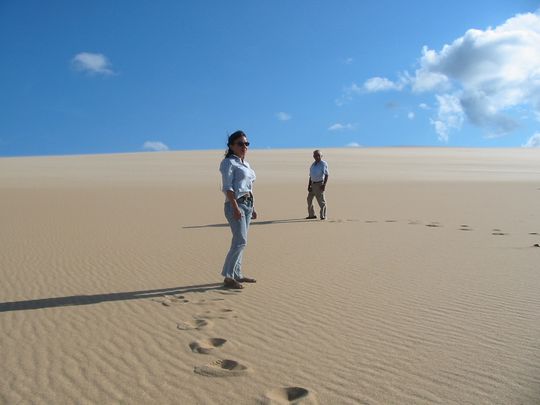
[{"x1": 231, "y1": 154, "x2": 250, "y2": 167}]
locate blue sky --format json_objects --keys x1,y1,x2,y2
[{"x1": 1, "y1": 0, "x2": 539, "y2": 156}]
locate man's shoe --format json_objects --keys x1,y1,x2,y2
[
  {"x1": 320, "y1": 217, "x2": 326, "y2": 220},
  {"x1": 305, "y1": 216, "x2": 317, "y2": 219}
]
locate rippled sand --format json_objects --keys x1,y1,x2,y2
[{"x1": 1, "y1": 148, "x2": 539, "y2": 404}]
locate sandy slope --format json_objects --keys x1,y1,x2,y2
[{"x1": 1, "y1": 148, "x2": 539, "y2": 404}]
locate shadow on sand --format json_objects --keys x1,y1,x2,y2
[
  {"x1": 183, "y1": 218, "x2": 314, "y2": 229},
  {"x1": 0, "y1": 283, "x2": 223, "y2": 313}
]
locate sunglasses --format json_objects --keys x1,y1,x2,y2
[{"x1": 235, "y1": 141, "x2": 250, "y2": 147}]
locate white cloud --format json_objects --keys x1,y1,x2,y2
[
  {"x1": 430, "y1": 93, "x2": 465, "y2": 142},
  {"x1": 335, "y1": 82, "x2": 363, "y2": 106},
  {"x1": 419, "y1": 103, "x2": 430, "y2": 110},
  {"x1": 344, "y1": 57, "x2": 354, "y2": 64},
  {"x1": 143, "y1": 141, "x2": 169, "y2": 151},
  {"x1": 522, "y1": 132, "x2": 540, "y2": 147},
  {"x1": 328, "y1": 122, "x2": 357, "y2": 131},
  {"x1": 346, "y1": 142, "x2": 361, "y2": 147},
  {"x1": 363, "y1": 76, "x2": 405, "y2": 92},
  {"x1": 415, "y1": 11, "x2": 540, "y2": 139},
  {"x1": 411, "y1": 55, "x2": 450, "y2": 93},
  {"x1": 408, "y1": 112, "x2": 415, "y2": 120},
  {"x1": 358, "y1": 10, "x2": 540, "y2": 142},
  {"x1": 276, "y1": 112, "x2": 291, "y2": 121},
  {"x1": 338, "y1": 75, "x2": 407, "y2": 104},
  {"x1": 72, "y1": 52, "x2": 115, "y2": 75}
]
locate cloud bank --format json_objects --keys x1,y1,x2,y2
[
  {"x1": 361, "y1": 10, "x2": 540, "y2": 142},
  {"x1": 522, "y1": 133, "x2": 540, "y2": 147}
]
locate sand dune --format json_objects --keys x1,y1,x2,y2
[{"x1": 1, "y1": 148, "x2": 539, "y2": 404}]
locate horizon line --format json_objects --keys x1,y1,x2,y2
[{"x1": 0, "y1": 145, "x2": 534, "y2": 159}]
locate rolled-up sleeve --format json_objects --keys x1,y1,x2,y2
[
  {"x1": 220, "y1": 159, "x2": 234, "y2": 192},
  {"x1": 323, "y1": 162, "x2": 329, "y2": 175}
]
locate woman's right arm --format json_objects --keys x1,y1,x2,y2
[
  {"x1": 221, "y1": 159, "x2": 242, "y2": 220},
  {"x1": 226, "y1": 190, "x2": 242, "y2": 220}
]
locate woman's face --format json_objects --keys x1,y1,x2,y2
[{"x1": 231, "y1": 135, "x2": 249, "y2": 159}]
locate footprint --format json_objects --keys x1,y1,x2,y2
[
  {"x1": 459, "y1": 225, "x2": 473, "y2": 231},
  {"x1": 195, "y1": 309, "x2": 236, "y2": 319},
  {"x1": 492, "y1": 229, "x2": 507, "y2": 236},
  {"x1": 152, "y1": 295, "x2": 189, "y2": 306},
  {"x1": 177, "y1": 319, "x2": 212, "y2": 330},
  {"x1": 193, "y1": 298, "x2": 225, "y2": 305},
  {"x1": 426, "y1": 222, "x2": 441, "y2": 228},
  {"x1": 533, "y1": 243, "x2": 540, "y2": 248},
  {"x1": 408, "y1": 220, "x2": 421, "y2": 225},
  {"x1": 216, "y1": 290, "x2": 242, "y2": 295},
  {"x1": 194, "y1": 359, "x2": 249, "y2": 377},
  {"x1": 189, "y1": 338, "x2": 227, "y2": 354},
  {"x1": 345, "y1": 219, "x2": 360, "y2": 222},
  {"x1": 365, "y1": 220, "x2": 378, "y2": 223},
  {"x1": 385, "y1": 219, "x2": 397, "y2": 223},
  {"x1": 529, "y1": 232, "x2": 539, "y2": 235},
  {"x1": 262, "y1": 386, "x2": 313, "y2": 404}
]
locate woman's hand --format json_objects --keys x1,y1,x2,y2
[
  {"x1": 251, "y1": 210, "x2": 257, "y2": 220},
  {"x1": 233, "y1": 206, "x2": 242, "y2": 220}
]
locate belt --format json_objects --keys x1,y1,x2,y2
[
  {"x1": 312, "y1": 181, "x2": 323, "y2": 184},
  {"x1": 237, "y1": 194, "x2": 254, "y2": 204}
]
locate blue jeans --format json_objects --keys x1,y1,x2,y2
[{"x1": 222, "y1": 201, "x2": 253, "y2": 279}]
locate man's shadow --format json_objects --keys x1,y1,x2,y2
[
  {"x1": 0, "y1": 283, "x2": 224, "y2": 313},
  {"x1": 183, "y1": 218, "x2": 314, "y2": 229}
]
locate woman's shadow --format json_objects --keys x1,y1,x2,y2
[
  {"x1": 183, "y1": 218, "x2": 313, "y2": 229},
  {"x1": 0, "y1": 283, "x2": 223, "y2": 313},
  {"x1": 3, "y1": 218, "x2": 314, "y2": 312}
]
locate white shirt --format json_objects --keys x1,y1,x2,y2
[
  {"x1": 309, "y1": 160, "x2": 329, "y2": 182},
  {"x1": 220, "y1": 155, "x2": 256, "y2": 200}
]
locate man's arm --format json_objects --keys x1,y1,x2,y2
[
  {"x1": 307, "y1": 176, "x2": 313, "y2": 191},
  {"x1": 321, "y1": 174, "x2": 329, "y2": 190}
]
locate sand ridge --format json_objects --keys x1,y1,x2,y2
[{"x1": 1, "y1": 148, "x2": 540, "y2": 403}]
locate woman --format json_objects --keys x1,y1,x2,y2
[{"x1": 219, "y1": 130, "x2": 257, "y2": 289}]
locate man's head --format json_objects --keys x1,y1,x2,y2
[{"x1": 313, "y1": 150, "x2": 322, "y2": 162}]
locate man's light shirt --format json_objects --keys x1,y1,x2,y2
[{"x1": 310, "y1": 160, "x2": 329, "y2": 182}]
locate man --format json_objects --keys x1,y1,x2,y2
[{"x1": 306, "y1": 149, "x2": 329, "y2": 220}]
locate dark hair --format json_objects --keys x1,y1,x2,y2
[{"x1": 224, "y1": 130, "x2": 247, "y2": 157}]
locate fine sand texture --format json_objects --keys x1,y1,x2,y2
[{"x1": 1, "y1": 148, "x2": 540, "y2": 404}]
